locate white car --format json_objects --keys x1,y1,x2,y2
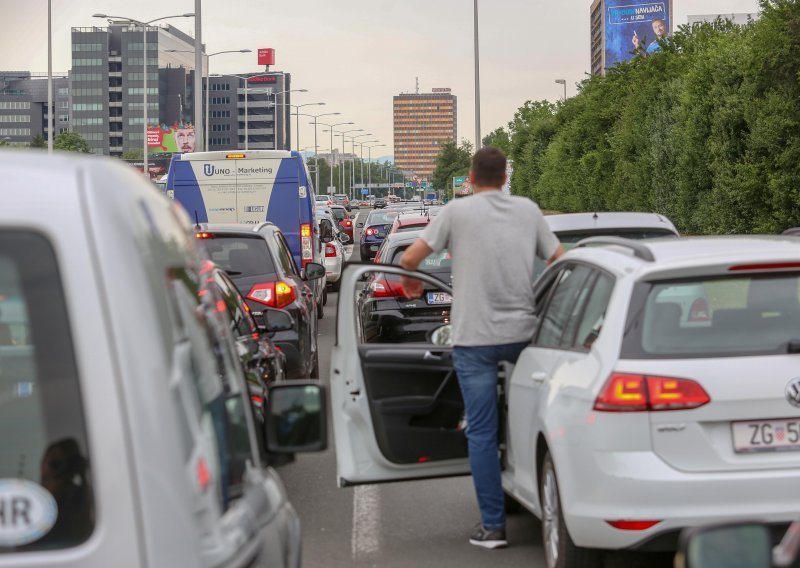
[
  {"x1": 317, "y1": 211, "x2": 349, "y2": 290},
  {"x1": 330, "y1": 235, "x2": 800, "y2": 568}
]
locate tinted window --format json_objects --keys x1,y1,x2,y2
[
  {"x1": 273, "y1": 233, "x2": 299, "y2": 277},
  {"x1": 0, "y1": 232, "x2": 93, "y2": 552},
  {"x1": 557, "y1": 229, "x2": 676, "y2": 251},
  {"x1": 535, "y1": 265, "x2": 593, "y2": 348},
  {"x1": 330, "y1": 208, "x2": 347, "y2": 221},
  {"x1": 214, "y1": 271, "x2": 256, "y2": 338},
  {"x1": 200, "y1": 236, "x2": 275, "y2": 278},
  {"x1": 574, "y1": 274, "x2": 614, "y2": 350},
  {"x1": 390, "y1": 246, "x2": 452, "y2": 271},
  {"x1": 624, "y1": 274, "x2": 800, "y2": 358}
]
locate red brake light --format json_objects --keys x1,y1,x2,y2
[
  {"x1": 365, "y1": 227, "x2": 378, "y2": 236},
  {"x1": 301, "y1": 223, "x2": 312, "y2": 237},
  {"x1": 195, "y1": 232, "x2": 214, "y2": 239},
  {"x1": 196, "y1": 457, "x2": 210, "y2": 492},
  {"x1": 594, "y1": 373, "x2": 710, "y2": 412},
  {"x1": 301, "y1": 223, "x2": 313, "y2": 268},
  {"x1": 606, "y1": 520, "x2": 661, "y2": 531},
  {"x1": 247, "y1": 281, "x2": 296, "y2": 309},
  {"x1": 343, "y1": 220, "x2": 352, "y2": 227},
  {"x1": 325, "y1": 243, "x2": 337, "y2": 257},
  {"x1": 369, "y1": 275, "x2": 405, "y2": 298}
]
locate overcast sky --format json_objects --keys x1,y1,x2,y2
[{"x1": 1, "y1": 0, "x2": 759, "y2": 159}]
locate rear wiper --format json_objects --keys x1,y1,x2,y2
[
  {"x1": 225, "y1": 270, "x2": 243, "y2": 276},
  {"x1": 788, "y1": 339, "x2": 800, "y2": 354}
]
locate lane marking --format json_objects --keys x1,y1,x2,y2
[{"x1": 351, "y1": 485, "x2": 381, "y2": 560}]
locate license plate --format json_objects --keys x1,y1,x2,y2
[
  {"x1": 732, "y1": 418, "x2": 800, "y2": 454},
  {"x1": 370, "y1": 245, "x2": 379, "y2": 251},
  {"x1": 426, "y1": 292, "x2": 452, "y2": 305}
]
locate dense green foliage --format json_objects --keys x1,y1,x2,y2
[
  {"x1": 29, "y1": 134, "x2": 46, "y2": 149},
  {"x1": 492, "y1": 0, "x2": 800, "y2": 234},
  {"x1": 432, "y1": 140, "x2": 473, "y2": 193},
  {"x1": 54, "y1": 132, "x2": 92, "y2": 154}
]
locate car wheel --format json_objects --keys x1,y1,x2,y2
[
  {"x1": 330, "y1": 279, "x2": 340, "y2": 292},
  {"x1": 540, "y1": 452, "x2": 602, "y2": 568},
  {"x1": 323, "y1": 287, "x2": 328, "y2": 306}
]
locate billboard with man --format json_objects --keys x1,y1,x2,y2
[
  {"x1": 605, "y1": 0, "x2": 672, "y2": 68},
  {"x1": 148, "y1": 122, "x2": 196, "y2": 154}
]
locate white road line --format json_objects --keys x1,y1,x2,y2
[{"x1": 351, "y1": 484, "x2": 381, "y2": 560}]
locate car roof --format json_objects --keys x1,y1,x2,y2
[
  {"x1": 563, "y1": 235, "x2": 800, "y2": 281},
  {"x1": 174, "y1": 150, "x2": 294, "y2": 161},
  {"x1": 395, "y1": 215, "x2": 430, "y2": 226},
  {"x1": 381, "y1": 229, "x2": 425, "y2": 248},
  {"x1": 196, "y1": 223, "x2": 274, "y2": 235},
  {"x1": 544, "y1": 212, "x2": 678, "y2": 235}
]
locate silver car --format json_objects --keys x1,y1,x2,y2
[{"x1": 0, "y1": 152, "x2": 326, "y2": 567}]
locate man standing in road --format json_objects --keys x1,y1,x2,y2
[{"x1": 400, "y1": 147, "x2": 564, "y2": 549}]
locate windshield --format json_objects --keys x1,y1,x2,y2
[
  {"x1": 367, "y1": 211, "x2": 399, "y2": 226},
  {"x1": 391, "y1": 246, "x2": 452, "y2": 271},
  {"x1": 200, "y1": 236, "x2": 276, "y2": 278},
  {"x1": 557, "y1": 229, "x2": 677, "y2": 251},
  {"x1": 330, "y1": 208, "x2": 347, "y2": 221},
  {"x1": 623, "y1": 274, "x2": 800, "y2": 358}
]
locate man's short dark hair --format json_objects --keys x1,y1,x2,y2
[{"x1": 471, "y1": 147, "x2": 507, "y2": 187}]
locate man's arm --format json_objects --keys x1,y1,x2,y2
[
  {"x1": 547, "y1": 243, "x2": 565, "y2": 265},
  {"x1": 398, "y1": 239, "x2": 434, "y2": 298}
]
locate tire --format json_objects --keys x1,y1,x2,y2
[
  {"x1": 540, "y1": 452, "x2": 602, "y2": 568},
  {"x1": 323, "y1": 287, "x2": 328, "y2": 306},
  {"x1": 330, "y1": 279, "x2": 340, "y2": 292}
]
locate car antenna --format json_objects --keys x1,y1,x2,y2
[{"x1": 194, "y1": 210, "x2": 201, "y2": 231}]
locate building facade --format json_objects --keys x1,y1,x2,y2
[
  {"x1": 393, "y1": 89, "x2": 457, "y2": 179},
  {"x1": 590, "y1": 0, "x2": 605, "y2": 77},
  {"x1": 206, "y1": 72, "x2": 291, "y2": 152},
  {"x1": 71, "y1": 24, "x2": 200, "y2": 157},
  {"x1": 0, "y1": 71, "x2": 70, "y2": 145}
]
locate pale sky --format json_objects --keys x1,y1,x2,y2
[{"x1": 0, "y1": 0, "x2": 759, "y2": 160}]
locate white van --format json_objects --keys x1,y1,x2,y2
[{"x1": 0, "y1": 151, "x2": 325, "y2": 567}]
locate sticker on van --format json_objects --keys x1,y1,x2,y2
[
  {"x1": 0, "y1": 479, "x2": 58, "y2": 546},
  {"x1": 299, "y1": 186, "x2": 307, "y2": 199}
]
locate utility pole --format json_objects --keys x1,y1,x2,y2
[{"x1": 473, "y1": 0, "x2": 482, "y2": 151}]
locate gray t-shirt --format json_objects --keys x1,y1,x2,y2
[{"x1": 420, "y1": 191, "x2": 559, "y2": 347}]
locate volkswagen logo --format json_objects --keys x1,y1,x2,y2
[{"x1": 786, "y1": 378, "x2": 800, "y2": 408}]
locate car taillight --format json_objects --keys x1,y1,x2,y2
[
  {"x1": 325, "y1": 243, "x2": 337, "y2": 257},
  {"x1": 301, "y1": 223, "x2": 313, "y2": 268},
  {"x1": 369, "y1": 275, "x2": 405, "y2": 298},
  {"x1": 195, "y1": 232, "x2": 214, "y2": 239},
  {"x1": 343, "y1": 219, "x2": 352, "y2": 227},
  {"x1": 365, "y1": 227, "x2": 378, "y2": 236},
  {"x1": 593, "y1": 373, "x2": 710, "y2": 412},
  {"x1": 606, "y1": 520, "x2": 661, "y2": 531},
  {"x1": 247, "y1": 281, "x2": 296, "y2": 309},
  {"x1": 688, "y1": 297, "x2": 710, "y2": 322}
]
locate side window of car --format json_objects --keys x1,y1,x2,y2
[
  {"x1": 273, "y1": 233, "x2": 299, "y2": 276},
  {"x1": 573, "y1": 273, "x2": 614, "y2": 351},
  {"x1": 214, "y1": 271, "x2": 255, "y2": 338},
  {"x1": 534, "y1": 265, "x2": 593, "y2": 348}
]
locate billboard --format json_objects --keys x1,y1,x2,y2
[
  {"x1": 258, "y1": 48, "x2": 275, "y2": 66},
  {"x1": 605, "y1": 0, "x2": 672, "y2": 68},
  {"x1": 148, "y1": 123, "x2": 196, "y2": 154}
]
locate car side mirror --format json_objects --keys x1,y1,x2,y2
[
  {"x1": 339, "y1": 233, "x2": 351, "y2": 244},
  {"x1": 257, "y1": 307, "x2": 294, "y2": 335},
  {"x1": 357, "y1": 222, "x2": 364, "y2": 228},
  {"x1": 265, "y1": 382, "x2": 327, "y2": 454},
  {"x1": 675, "y1": 523, "x2": 773, "y2": 568},
  {"x1": 303, "y1": 262, "x2": 325, "y2": 281}
]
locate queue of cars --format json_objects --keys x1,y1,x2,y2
[
  {"x1": 0, "y1": 152, "x2": 327, "y2": 567},
  {"x1": 337, "y1": 202, "x2": 800, "y2": 568}
]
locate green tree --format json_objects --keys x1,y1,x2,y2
[
  {"x1": 122, "y1": 148, "x2": 144, "y2": 160},
  {"x1": 432, "y1": 139, "x2": 473, "y2": 193},
  {"x1": 54, "y1": 131, "x2": 92, "y2": 153},
  {"x1": 482, "y1": 127, "x2": 511, "y2": 154},
  {"x1": 29, "y1": 134, "x2": 46, "y2": 149}
]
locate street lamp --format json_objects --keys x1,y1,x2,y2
[
  {"x1": 473, "y1": 0, "x2": 482, "y2": 150},
  {"x1": 323, "y1": 127, "x2": 362, "y2": 195},
  {"x1": 350, "y1": 133, "x2": 372, "y2": 200},
  {"x1": 167, "y1": 49, "x2": 251, "y2": 151},
  {"x1": 93, "y1": 12, "x2": 194, "y2": 177},
  {"x1": 297, "y1": 111, "x2": 339, "y2": 194},
  {"x1": 317, "y1": 121, "x2": 353, "y2": 194},
  {"x1": 364, "y1": 143, "x2": 385, "y2": 193},
  {"x1": 289, "y1": 103, "x2": 325, "y2": 150},
  {"x1": 555, "y1": 79, "x2": 567, "y2": 101}
]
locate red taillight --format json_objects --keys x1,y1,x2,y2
[
  {"x1": 369, "y1": 275, "x2": 405, "y2": 298},
  {"x1": 325, "y1": 243, "x2": 337, "y2": 257},
  {"x1": 365, "y1": 227, "x2": 378, "y2": 236},
  {"x1": 688, "y1": 297, "x2": 710, "y2": 322},
  {"x1": 594, "y1": 373, "x2": 710, "y2": 412},
  {"x1": 250, "y1": 394, "x2": 264, "y2": 407},
  {"x1": 343, "y1": 219, "x2": 352, "y2": 227},
  {"x1": 196, "y1": 457, "x2": 210, "y2": 492},
  {"x1": 247, "y1": 281, "x2": 296, "y2": 309},
  {"x1": 195, "y1": 232, "x2": 214, "y2": 239},
  {"x1": 606, "y1": 520, "x2": 661, "y2": 531},
  {"x1": 301, "y1": 223, "x2": 313, "y2": 268}
]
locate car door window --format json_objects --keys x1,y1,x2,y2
[
  {"x1": 273, "y1": 233, "x2": 299, "y2": 277},
  {"x1": 214, "y1": 270, "x2": 255, "y2": 338},
  {"x1": 572, "y1": 273, "x2": 614, "y2": 350},
  {"x1": 535, "y1": 265, "x2": 593, "y2": 348}
]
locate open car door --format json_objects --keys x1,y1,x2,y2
[{"x1": 331, "y1": 264, "x2": 470, "y2": 487}]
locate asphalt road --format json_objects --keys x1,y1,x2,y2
[{"x1": 279, "y1": 208, "x2": 675, "y2": 568}]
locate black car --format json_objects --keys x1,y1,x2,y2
[
  {"x1": 360, "y1": 230, "x2": 452, "y2": 343},
  {"x1": 373, "y1": 198, "x2": 387, "y2": 209},
  {"x1": 203, "y1": 262, "x2": 292, "y2": 415},
  {"x1": 195, "y1": 223, "x2": 325, "y2": 379}
]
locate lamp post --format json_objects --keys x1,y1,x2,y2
[
  {"x1": 364, "y1": 143, "x2": 385, "y2": 194},
  {"x1": 355, "y1": 139, "x2": 378, "y2": 192},
  {"x1": 555, "y1": 79, "x2": 567, "y2": 101},
  {"x1": 324, "y1": 127, "x2": 361, "y2": 194},
  {"x1": 288, "y1": 103, "x2": 325, "y2": 151},
  {"x1": 47, "y1": 0, "x2": 53, "y2": 153},
  {"x1": 317, "y1": 121, "x2": 353, "y2": 194},
  {"x1": 167, "y1": 49, "x2": 251, "y2": 152},
  {"x1": 350, "y1": 133, "x2": 372, "y2": 199},
  {"x1": 93, "y1": 12, "x2": 194, "y2": 177},
  {"x1": 297, "y1": 112, "x2": 339, "y2": 194},
  {"x1": 473, "y1": 0, "x2": 482, "y2": 151}
]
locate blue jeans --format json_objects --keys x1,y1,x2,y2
[{"x1": 452, "y1": 342, "x2": 528, "y2": 531}]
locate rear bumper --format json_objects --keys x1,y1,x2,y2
[
  {"x1": 324, "y1": 257, "x2": 343, "y2": 282},
  {"x1": 556, "y1": 447, "x2": 800, "y2": 550}
]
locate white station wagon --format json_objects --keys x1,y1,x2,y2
[{"x1": 331, "y1": 235, "x2": 800, "y2": 568}]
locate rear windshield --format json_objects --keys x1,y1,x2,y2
[
  {"x1": 0, "y1": 232, "x2": 93, "y2": 552},
  {"x1": 622, "y1": 273, "x2": 800, "y2": 358},
  {"x1": 330, "y1": 208, "x2": 347, "y2": 221},
  {"x1": 558, "y1": 229, "x2": 676, "y2": 250},
  {"x1": 200, "y1": 236, "x2": 276, "y2": 278},
  {"x1": 391, "y1": 246, "x2": 452, "y2": 271},
  {"x1": 367, "y1": 212, "x2": 399, "y2": 226}
]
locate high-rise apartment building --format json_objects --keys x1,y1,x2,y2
[
  {"x1": 0, "y1": 71, "x2": 70, "y2": 145},
  {"x1": 590, "y1": 0, "x2": 605, "y2": 77},
  {"x1": 393, "y1": 88, "x2": 457, "y2": 179},
  {"x1": 71, "y1": 24, "x2": 200, "y2": 157}
]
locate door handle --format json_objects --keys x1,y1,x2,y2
[
  {"x1": 423, "y1": 350, "x2": 444, "y2": 361},
  {"x1": 531, "y1": 371, "x2": 547, "y2": 383}
]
